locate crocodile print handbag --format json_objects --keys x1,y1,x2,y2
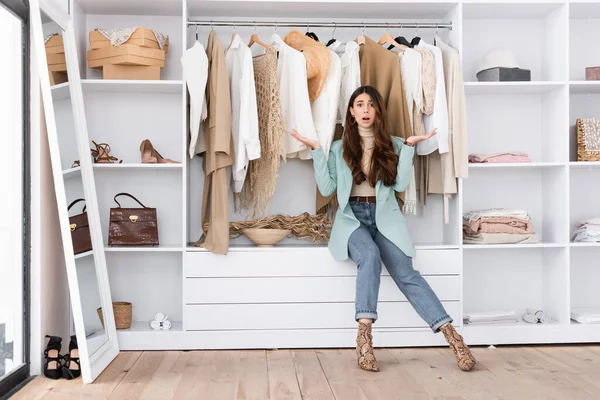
[{"x1": 108, "y1": 193, "x2": 159, "y2": 246}]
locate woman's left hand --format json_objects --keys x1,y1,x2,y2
[{"x1": 405, "y1": 128, "x2": 437, "y2": 146}]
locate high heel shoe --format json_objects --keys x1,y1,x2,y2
[
  {"x1": 439, "y1": 323, "x2": 476, "y2": 371},
  {"x1": 140, "y1": 139, "x2": 180, "y2": 164},
  {"x1": 61, "y1": 335, "x2": 81, "y2": 380},
  {"x1": 356, "y1": 322, "x2": 379, "y2": 372},
  {"x1": 43, "y1": 335, "x2": 63, "y2": 380},
  {"x1": 91, "y1": 141, "x2": 123, "y2": 164}
]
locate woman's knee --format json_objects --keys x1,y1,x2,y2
[{"x1": 353, "y1": 243, "x2": 382, "y2": 271}]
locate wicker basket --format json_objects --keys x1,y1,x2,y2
[
  {"x1": 576, "y1": 118, "x2": 600, "y2": 162},
  {"x1": 97, "y1": 301, "x2": 132, "y2": 329}
]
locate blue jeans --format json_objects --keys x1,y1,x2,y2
[{"x1": 348, "y1": 201, "x2": 453, "y2": 333}]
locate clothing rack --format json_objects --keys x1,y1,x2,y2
[{"x1": 186, "y1": 20, "x2": 452, "y2": 31}]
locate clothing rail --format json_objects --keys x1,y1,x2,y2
[{"x1": 186, "y1": 20, "x2": 452, "y2": 31}]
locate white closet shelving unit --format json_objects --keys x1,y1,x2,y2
[{"x1": 66, "y1": 0, "x2": 600, "y2": 350}]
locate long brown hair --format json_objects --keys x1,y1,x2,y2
[{"x1": 342, "y1": 86, "x2": 398, "y2": 187}]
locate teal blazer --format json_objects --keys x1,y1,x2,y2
[{"x1": 310, "y1": 136, "x2": 416, "y2": 261}]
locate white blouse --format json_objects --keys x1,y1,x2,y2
[
  {"x1": 329, "y1": 40, "x2": 361, "y2": 126},
  {"x1": 311, "y1": 50, "x2": 342, "y2": 159},
  {"x1": 416, "y1": 40, "x2": 450, "y2": 156},
  {"x1": 180, "y1": 41, "x2": 209, "y2": 158},
  {"x1": 269, "y1": 33, "x2": 318, "y2": 160},
  {"x1": 225, "y1": 33, "x2": 261, "y2": 193}
]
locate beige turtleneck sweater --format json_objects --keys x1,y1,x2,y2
[{"x1": 350, "y1": 126, "x2": 376, "y2": 197}]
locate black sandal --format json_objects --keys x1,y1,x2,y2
[
  {"x1": 43, "y1": 335, "x2": 63, "y2": 380},
  {"x1": 61, "y1": 335, "x2": 81, "y2": 380}
]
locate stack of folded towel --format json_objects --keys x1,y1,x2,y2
[
  {"x1": 572, "y1": 218, "x2": 600, "y2": 243},
  {"x1": 522, "y1": 308, "x2": 552, "y2": 324},
  {"x1": 468, "y1": 151, "x2": 532, "y2": 164},
  {"x1": 463, "y1": 208, "x2": 538, "y2": 244},
  {"x1": 464, "y1": 310, "x2": 519, "y2": 325},
  {"x1": 571, "y1": 308, "x2": 600, "y2": 324}
]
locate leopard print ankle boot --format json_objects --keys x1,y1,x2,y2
[
  {"x1": 356, "y1": 322, "x2": 379, "y2": 372},
  {"x1": 439, "y1": 323, "x2": 476, "y2": 371}
]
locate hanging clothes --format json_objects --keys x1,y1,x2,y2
[
  {"x1": 415, "y1": 39, "x2": 449, "y2": 156},
  {"x1": 181, "y1": 41, "x2": 209, "y2": 158},
  {"x1": 225, "y1": 33, "x2": 261, "y2": 193},
  {"x1": 413, "y1": 46, "x2": 436, "y2": 209},
  {"x1": 197, "y1": 31, "x2": 234, "y2": 254},
  {"x1": 269, "y1": 33, "x2": 318, "y2": 160},
  {"x1": 311, "y1": 49, "x2": 342, "y2": 158},
  {"x1": 315, "y1": 40, "x2": 360, "y2": 215},
  {"x1": 329, "y1": 40, "x2": 361, "y2": 125},
  {"x1": 398, "y1": 48, "x2": 423, "y2": 216},
  {"x1": 359, "y1": 36, "x2": 413, "y2": 206},
  {"x1": 236, "y1": 47, "x2": 285, "y2": 219},
  {"x1": 358, "y1": 36, "x2": 413, "y2": 140},
  {"x1": 426, "y1": 37, "x2": 469, "y2": 223}
]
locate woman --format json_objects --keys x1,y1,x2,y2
[{"x1": 292, "y1": 85, "x2": 476, "y2": 372}]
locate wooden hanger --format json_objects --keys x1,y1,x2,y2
[
  {"x1": 355, "y1": 24, "x2": 366, "y2": 45},
  {"x1": 248, "y1": 23, "x2": 273, "y2": 50},
  {"x1": 378, "y1": 31, "x2": 405, "y2": 50}
]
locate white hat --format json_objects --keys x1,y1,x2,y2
[{"x1": 479, "y1": 48, "x2": 521, "y2": 71}]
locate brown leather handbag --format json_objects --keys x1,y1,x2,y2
[
  {"x1": 108, "y1": 193, "x2": 159, "y2": 246},
  {"x1": 68, "y1": 199, "x2": 92, "y2": 255}
]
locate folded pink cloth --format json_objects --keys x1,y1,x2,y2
[
  {"x1": 463, "y1": 216, "x2": 533, "y2": 235},
  {"x1": 469, "y1": 152, "x2": 532, "y2": 163}
]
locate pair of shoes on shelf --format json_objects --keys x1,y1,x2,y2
[
  {"x1": 91, "y1": 141, "x2": 123, "y2": 164},
  {"x1": 43, "y1": 335, "x2": 81, "y2": 380},
  {"x1": 140, "y1": 139, "x2": 180, "y2": 164}
]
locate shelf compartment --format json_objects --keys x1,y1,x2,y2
[
  {"x1": 463, "y1": 167, "x2": 569, "y2": 245},
  {"x1": 463, "y1": 3, "x2": 567, "y2": 82},
  {"x1": 466, "y1": 86, "x2": 567, "y2": 163},
  {"x1": 464, "y1": 81, "x2": 565, "y2": 95},
  {"x1": 105, "y1": 252, "x2": 182, "y2": 322},
  {"x1": 569, "y1": 92, "x2": 600, "y2": 162},
  {"x1": 570, "y1": 248, "x2": 600, "y2": 324},
  {"x1": 464, "y1": 247, "x2": 570, "y2": 326},
  {"x1": 569, "y1": 168, "x2": 600, "y2": 238},
  {"x1": 82, "y1": 79, "x2": 184, "y2": 94},
  {"x1": 570, "y1": 14, "x2": 600, "y2": 80}
]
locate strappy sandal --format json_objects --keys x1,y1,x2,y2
[
  {"x1": 91, "y1": 140, "x2": 123, "y2": 164},
  {"x1": 61, "y1": 335, "x2": 81, "y2": 380},
  {"x1": 43, "y1": 335, "x2": 63, "y2": 380}
]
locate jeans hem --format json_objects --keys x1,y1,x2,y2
[
  {"x1": 355, "y1": 311, "x2": 378, "y2": 322},
  {"x1": 431, "y1": 315, "x2": 453, "y2": 333}
]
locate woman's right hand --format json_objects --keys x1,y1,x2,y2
[{"x1": 291, "y1": 129, "x2": 320, "y2": 150}]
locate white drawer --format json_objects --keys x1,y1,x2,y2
[
  {"x1": 184, "y1": 301, "x2": 461, "y2": 330},
  {"x1": 184, "y1": 248, "x2": 460, "y2": 277},
  {"x1": 184, "y1": 275, "x2": 460, "y2": 304}
]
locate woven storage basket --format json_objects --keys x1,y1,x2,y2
[
  {"x1": 576, "y1": 118, "x2": 600, "y2": 162},
  {"x1": 97, "y1": 301, "x2": 132, "y2": 329}
]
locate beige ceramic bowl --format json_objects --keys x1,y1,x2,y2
[{"x1": 243, "y1": 228, "x2": 291, "y2": 247}]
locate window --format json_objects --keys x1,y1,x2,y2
[{"x1": 0, "y1": 0, "x2": 30, "y2": 397}]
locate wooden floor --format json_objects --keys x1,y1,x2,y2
[{"x1": 12, "y1": 345, "x2": 600, "y2": 399}]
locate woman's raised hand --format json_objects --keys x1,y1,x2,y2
[
  {"x1": 405, "y1": 128, "x2": 437, "y2": 146},
  {"x1": 291, "y1": 129, "x2": 320, "y2": 150}
]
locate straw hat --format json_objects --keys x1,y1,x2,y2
[{"x1": 283, "y1": 30, "x2": 330, "y2": 101}]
